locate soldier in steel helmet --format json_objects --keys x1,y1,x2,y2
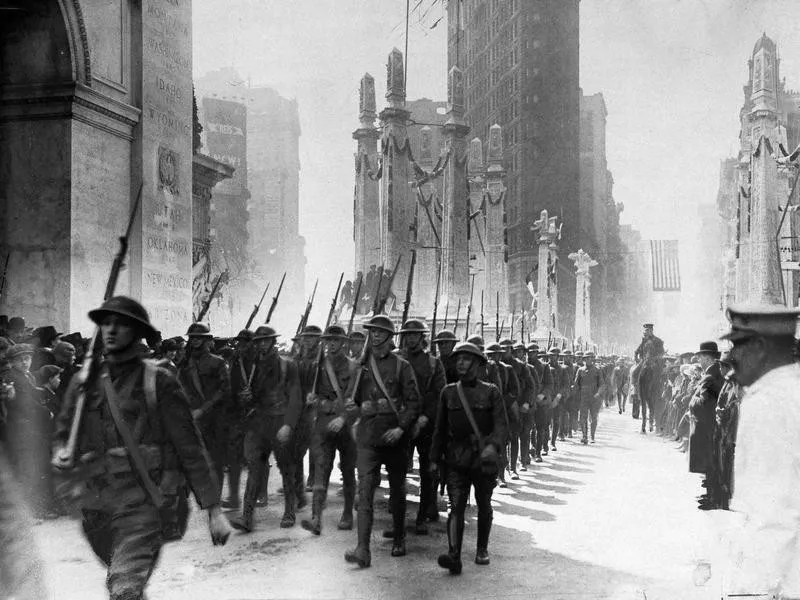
[
  {"x1": 301, "y1": 325, "x2": 357, "y2": 535},
  {"x1": 223, "y1": 329, "x2": 257, "y2": 509},
  {"x1": 344, "y1": 315, "x2": 421, "y2": 568},
  {"x1": 229, "y1": 324, "x2": 303, "y2": 532},
  {"x1": 52, "y1": 296, "x2": 230, "y2": 600},
  {"x1": 431, "y1": 342, "x2": 506, "y2": 575},
  {"x1": 397, "y1": 319, "x2": 447, "y2": 533},
  {"x1": 177, "y1": 322, "x2": 231, "y2": 493},
  {"x1": 348, "y1": 330, "x2": 366, "y2": 359},
  {"x1": 432, "y1": 330, "x2": 459, "y2": 383},
  {"x1": 575, "y1": 351, "x2": 604, "y2": 444},
  {"x1": 499, "y1": 338, "x2": 534, "y2": 472},
  {"x1": 485, "y1": 343, "x2": 517, "y2": 486},
  {"x1": 293, "y1": 324, "x2": 323, "y2": 505}
]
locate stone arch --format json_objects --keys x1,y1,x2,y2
[{"x1": 57, "y1": 0, "x2": 92, "y2": 85}]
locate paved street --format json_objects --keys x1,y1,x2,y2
[{"x1": 36, "y1": 408, "x2": 721, "y2": 600}]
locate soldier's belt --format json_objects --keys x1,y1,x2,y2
[
  {"x1": 318, "y1": 399, "x2": 339, "y2": 415},
  {"x1": 103, "y1": 445, "x2": 162, "y2": 475},
  {"x1": 360, "y1": 398, "x2": 402, "y2": 416}
]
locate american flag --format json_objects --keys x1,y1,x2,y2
[{"x1": 650, "y1": 240, "x2": 681, "y2": 291}]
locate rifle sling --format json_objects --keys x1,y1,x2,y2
[
  {"x1": 368, "y1": 353, "x2": 401, "y2": 418},
  {"x1": 101, "y1": 366, "x2": 164, "y2": 508},
  {"x1": 323, "y1": 357, "x2": 346, "y2": 415},
  {"x1": 188, "y1": 362, "x2": 208, "y2": 406},
  {"x1": 455, "y1": 381, "x2": 486, "y2": 452}
]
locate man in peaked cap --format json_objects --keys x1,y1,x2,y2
[
  {"x1": 52, "y1": 296, "x2": 229, "y2": 599},
  {"x1": 178, "y1": 322, "x2": 231, "y2": 494},
  {"x1": 430, "y1": 342, "x2": 506, "y2": 574},
  {"x1": 720, "y1": 305, "x2": 800, "y2": 597},
  {"x1": 397, "y1": 319, "x2": 447, "y2": 532},
  {"x1": 344, "y1": 315, "x2": 420, "y2": 568},
  {"x1": 301, "y1": 325, "x2": 357, "y2": 535},
  {"x1": 230, "y1": 324, "x2": 303, "y2": 533}
]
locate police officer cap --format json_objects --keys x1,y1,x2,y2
[
  {"x1": 466, "y1": 335, "x2": 484, "y2": 347},
  {"x1": 399, "y1": 319, "x2": 428, "y2": 334},
  {"x1": 321, "y1": 324, "x2": 348, "y2": 339},
  {"x1": 548, "y1": 347, "x2": 561, "y2": 355},
  {"x1": 299, "y1": 325, "x2": 323, "y2": 337},
  {"x1": 349, "y1": 330, "x2": 366, "y2": 340},
  {"x1": 252, "y1": 325, "x2": 279, "y2": 341},
  {"x1": 234, "y1": 329, "x2": 254, "y2": 342},
  {"x1": 721, "y1": 304, "x2": 800, "y2": 341},
  {"x1": 452, "y1": 341, "x2": 487, "y2": 364},
  {"x1": 363, "y1": 315, "x2": 395, "y2": 335},
  {"x1": 526, "y1": 342, "x2": 540, "y2": 352},
  {"x1": 485, "y1": 342, "x2": 502, "y2": 354},
  {"x1": 433, "y1": 329, "x2": 457, "y2": 343},
  {"x1": 643, "y1": 323, "x2": 654, "y2": 329},
  {"x1": 499, "y1": 338, "x2": 513, "y2": 347},
  {"x1": 186, "y1": 322, "x2": 213, "y2": 338},
  {"x1": 6, "y1": 343, "x2": 34, "y2": 361},
  {"x1": 88, "y1": 296, "x2": 158, "y2": 338}
]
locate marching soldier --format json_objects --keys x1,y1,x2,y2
[
  {"x1": 431, "y1": 342, "x2": 506, "y2": 574},
  {"x1": 432, "y1": 330, "x2": 459, "y2": 383},
  {"x1": 528, "y1": 344, "x2": 554, "y2": 462},
  {"x1": 349, "y1": 331, "x2": 366, "y2": 359},
  {"x1": 223, "y1": 329, "x2": 257, "y2": 509},
  {"x1": 229, "y1": 325, "x2": 303, "y2": 532},
  {"x1": 499, "y1": 339, "x2": 531, "y2": 474},
  {"x1": 344, "y1": 315, "x2": 420, "y2": 568},
  {"x1": 485, "y1": 343, "x2": 517, "y2": 486},
  {"x1": 294, "y1": 324, "x2": 323, "y2": 505},
  {"x1": 561, "y1": 350, "x2": 579, "y2": 438},
  {"x1": 301, "y1": 325, "x2": 357, "y2": 535},
  {"x1": 512, "y1": 342, "x2": 537, "y2": 471},
  {"x1": 548, "y1": 348, "x2": 570, "y2": 451},
  {"x1": 177, "y1": 323, "x2": 231, "y2": 494},
  {"x1": 397, "y1": 319, "x2": 447, "y2": 533},
  {"x1": 52, "y1": 296, "x2": 230, "y2": 600},
  {"x1": 575, "y1": 351, "x2": 604, "y2": 444}
]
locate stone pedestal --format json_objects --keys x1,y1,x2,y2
[
  {"x1": 354, "y1": 73, "x2": 381, "y2": 276},
  {"x1": 532, "y1": 210, "x2": 560, "y2": 339},
  {"x1": 569, "y1": 249, "x2": 598, "y2": 342}
]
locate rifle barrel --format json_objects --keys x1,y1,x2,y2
[
  {"x1": 347, "y1": 273, "x2": 363, "y2": 335},
  {"x1": 265, "y1": 272, "x2": 287, "y2": 323}
]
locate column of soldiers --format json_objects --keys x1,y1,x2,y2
[{"x1": 1, "y1": 294, "x2": 629, "y2": 599}]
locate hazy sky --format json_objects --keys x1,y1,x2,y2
[{"x1": 193, "y1": 0, "x2": 800, "y2": 344}]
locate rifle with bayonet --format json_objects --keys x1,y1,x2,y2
[
  {"x1": 495, "y1": 291, "x2": 500, "y2": 343},
  {"x1": 244, "y1": 282, "x2": 270, "y2": 330},
  {"x1": 370, "y1": 264, "x2": 385, "y2": 315},
  {"x1": 347, "y1": 273, "x2": 363, "y2": 335},
  {"x1": 521, "y1": 311, "x2": 526, "y2": 344},
  {"x1": 265, "y1": 272, "x2": 286, "y2": 324},
  {"x1": 196, "y1": 271, "x2": 226, "y2": 322},
  {"x1": 480, "y1": 290, "x2": 485, "y2": 340},
  {"x1": 0, "y1": 252, "x2": 9, "y2": 300},
  {"x1": 453, "y1": 298, "x2": 461, "y2": 337},
  {"x1": 295, "y1": 278, "x2": 318, "y2": 336},
  {"x1": 443, "y1": 297, "x2": 450, "y2": 330},
  {"x1": 509, "y1": 309, "x2": 515, "y2": 342},
  {"x1": 54, "y1": 184, "x2": 143, "y2": 471},
  {"x1": 376, "y1": 255, "x2": 402, "y2": 314},
  {"x1": 401, "y1": 250, "x2": 416, "y2": 326},
  {"x1": 464, "y1": 274, "x2": 475, "y2": 339},
  {"x1": 430, "y1": 257, "x2": 442, "y2": 356}
]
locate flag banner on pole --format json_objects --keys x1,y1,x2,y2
[{"x1": 650, "y1": 239, "x2": 681, "y2": 291}]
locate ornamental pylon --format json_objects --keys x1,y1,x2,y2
[{"x1": 568, "y1": 249, "x2": 598, "y2": 343}]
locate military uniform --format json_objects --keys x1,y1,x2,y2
[
  {"x1": 231, "y1": 326, "x2": 303, "y2": 531},
  {"x1": 294, "y1": 326, "x2": 322, "y2": 504},
  {"x1": 550, "y1": 352, "x2": 571, "y2": 449},
  {"x1": 397, "y1": 325, "x2": 446, "y2": 529},
  {"x1": 345, "y1": 316, "x2": 420, "y2": 568},
  {"x1": 531, "y1": 353, "x2": 555, "y2": 460},
  {"x1": 54, "y1": 298, "x2": 221, "y2": 600},
  {"x1": 224, "y1": 330, "x2": 257, "y2": 508},
  {"x1": 574, "y1": 354, "x2": 604, "y2": 443},
  {"x1": 177, "y1": 324, "x2": 231, "y2": 494},
  {"x1": 304, "y1": 326, "x2": 357, "y2": 534},
  {"x1": 485, "y1": 344, "x2": 518, "y2": 483},
  {"x1": 561, "y1": 353, "x2": 579, "y2": 438},
  {"x1": 431, "y1": 342, "x2": 507, "y2": 574},
  {"x1": 500, "y1": 341, "x2": 529, "y2": 472}
]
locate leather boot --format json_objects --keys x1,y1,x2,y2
[
  {"x1": 475, "y1": 513, "x2": 491, "y2": 565},
  {"x1": 344, "y1": 509, "x2": 372, "y2": 568},
  {"x1": 228, "y1": 473, "x2": 259, "y2": 533},
  {"x1": 222, "y1": 463, "x2": 242, "y2": 509},
  {"x1": 280, "y1": 473, "x2": 296, "y2": 528},
  {"x1": 338, "y1": 484, "x2": 354, "y2": 530},
  {"x1": 437, "y1": 512, "x2": 463, "y2": 574}
]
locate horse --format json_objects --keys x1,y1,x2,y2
[{"x1": 637, "y1": 359, "x2": 666, "y2": 434}]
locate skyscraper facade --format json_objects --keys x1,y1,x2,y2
[{"x1": 447, "y1": 0, "x2": 580, "y2": 329}]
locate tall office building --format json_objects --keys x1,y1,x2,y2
[{"x1": 447, "y1": 0, "x2": 580, "y2": 328}]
